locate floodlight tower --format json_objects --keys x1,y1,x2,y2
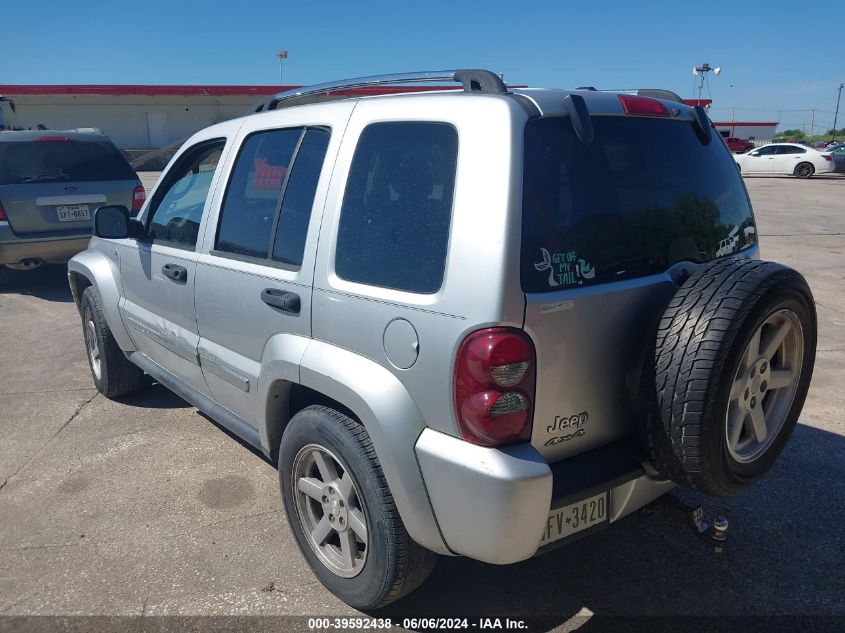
[{"x1": 692, "y1": 63, "x2": 721, "y2": 102}]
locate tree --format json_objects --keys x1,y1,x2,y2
[{"x1": 825, "y1": 128, "x2": 845, "y2": 136}]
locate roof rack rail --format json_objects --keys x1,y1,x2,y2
[{"x1": 252, "y1": 69, "x2": 508, "y2": 112}]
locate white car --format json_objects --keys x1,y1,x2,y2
[{"x1": 734, "y1": 143, "x2": 834, "y2": 178}]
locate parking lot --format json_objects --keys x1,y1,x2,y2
[{"x1": 0, "y1": 174, "x2": 843, "y2": 627}]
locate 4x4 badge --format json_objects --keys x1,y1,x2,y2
[{"x1": 534, "y1": 248, "x2": 595, "y2": 287}]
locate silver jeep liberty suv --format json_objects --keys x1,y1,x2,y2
[{"x1": 69, "y1": 69, "x2": 817, "y2": 609}]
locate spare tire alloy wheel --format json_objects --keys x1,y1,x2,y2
[
  {"x1": 726, "y1": 309, "x2": 804, "y2": 464},
  {"x1": 652, "y1": 258, "x2": 816, "y2": 496},
  {"x1": 293, "y1": 444, "x2": 368, "y2": 578}
]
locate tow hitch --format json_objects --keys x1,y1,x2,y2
[{"x1": 640, "y1": 493, "x2": 729, "y2": 552}]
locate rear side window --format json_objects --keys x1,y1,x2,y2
[
  {"x1": 521, "y1": 116, "x2": 755, "y2": 292},
  {"x1": 776, "y1": 145, "x2": 805, "y2": 154},
  {"x1": 335, "y1": 122, "x2": 458, "y2": 294},
  {"x1": 0, "y1": 138, "x2": 136, "y2": 185},
  {"x1": 215, "y1": 129, "x2": 301, "y2": 259},
  {"x1": 215, "y1": 127, "x2": 330, "y2": 267}
]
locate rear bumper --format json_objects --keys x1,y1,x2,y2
[
  {"x1": 415, "y1": 429, "x2": 673, "y2": 564},
  {"x1": 0, "y1": 227, "x2": 90, "y2": 265}
]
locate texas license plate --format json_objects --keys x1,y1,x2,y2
[
  {"x1": 540, "y1": 491, "x2": 609, "y2": 545},
  {"x1": 56, "y1": 204, "x2": 90, "y2": 222}
]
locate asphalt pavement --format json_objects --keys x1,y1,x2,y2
[{"x1": 0, "y1": 174, "x2": 843, "y2": 630}]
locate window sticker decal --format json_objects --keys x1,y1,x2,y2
[{"x1": 534, "y1": 248, "x2": 596, "y2": 288}]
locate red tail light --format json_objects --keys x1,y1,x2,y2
[
  {"x1": 131, "y1": 185, "x2": 146, "y2": 215},
  {"x1": 454, "y1": 328, "x2": 536, "y2": 447},
  {"x1": 822, "y1": 154, "x2": 832, "y2": 162},
  {"x1": 618, "y1": 94, "x2": 670, "y2": 117},
  {"x1": 0, "y1": 201, "x2": 7, "y2": 222},
  {"x1": 36, "y1": 135, "x2": 73, "y2": 142}
]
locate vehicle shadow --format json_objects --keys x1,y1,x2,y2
[
  {"x1": 379, "y1": 422, "x2": 844, "y2": 629},
  {"x1": 116, "y1": 382, "x2": 192, "y2": 410},
  {"x1": 0, "y1": 263, "x2": 74, "y2": 302}
]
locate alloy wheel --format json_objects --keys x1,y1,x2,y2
[
  {"x1": 725, "y1": 309, "x2": 804, "y2": 463},
  {"x1": 292, "y1": 444, "x2": 368, "y2": 578}
]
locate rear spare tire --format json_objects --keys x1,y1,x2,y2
[{"x1": 650, "y1": 257, "x2": 816, "y2": 496}]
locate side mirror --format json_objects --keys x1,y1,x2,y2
[{"x1": 93, "y1": 205, "x2": 130, "y2": 239}]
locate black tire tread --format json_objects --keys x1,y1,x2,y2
[
  {"x1": 284, "y1": 405, "x2": 435, "y2": 608},
  {"x1": 80, "y1": 286, "x2": 146, "y2": 398},
  {"x1": 652, "y1": 257, "x2": 812, "y2": 495}
]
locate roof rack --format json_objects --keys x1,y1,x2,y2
[
  {"x1": 252, "y1": 69, "x2": 508, "y2": 112},
  {"x1": 575, "y1": 86, "x2": 685, "y2": 104}
]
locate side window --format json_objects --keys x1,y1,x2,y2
[
  {"x1": 215, "y1": 129, "x2": 301, "y2": 258},
  {"x1": 756, "y1": 146, "x2": 777, "y2": 155},
  {"x1": 215, "y1": 127, "x2": 330, "y2": 267},
  {"x1": 335, "y1": 122, "x2": 458, "y2": 294},
  {"x1": 148, "y1": 140, "x2": 224, "y2": 247},
  {"x1": 778, "y1": 145, "x2": 805, "y2": 154},
  {"x1": 272, "y1": 129, "x2": 330, "y2": 266}
]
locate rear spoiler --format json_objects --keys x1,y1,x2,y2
[{"x1": 576, "y1": 87, "x2": 685, "y2": 104}]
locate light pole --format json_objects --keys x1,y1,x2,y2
[
  {"x1": 833, "y1": 82, "x2": 844, "y2": 141},
  {"x1": 276, "y1": 50, "x2": 288, "y2": 87}
]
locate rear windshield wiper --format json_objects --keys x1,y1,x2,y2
[{"x1": 18, "y1": 174, "x2": 71, "y2": 183}]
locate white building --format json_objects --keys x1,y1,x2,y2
[{"x1": 0, "y1": 84, "x2": 283, "y2": 149}]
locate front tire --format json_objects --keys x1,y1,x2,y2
[
  {"x1": 279, "y1": 406, "x2": 435, "y2": 609},
  {"x1": 794, "y1": 162, "x2": 815, "y2": 178},
  {"x1": 79, "y1": 287, "x2": 146, "y2": 398}
]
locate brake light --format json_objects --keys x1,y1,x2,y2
[
  {"x1": 0, "y1": 201, "x2": 6, "y2": 222},
  {"x1": 618, "y1": 94, "x2": 670, "y2": 117},
  {"x1": 36, "y1": 135, "x2": 73, "y2": 142},
  {"x1": 454, "y1": 328, "x2": 536, "y2": 447},
  {"x1": 131, "y1": 185, "x2": 146, "y2": 215},
  {"x1": 822, "y1": 154, "x2": 832, "y2": 162}
]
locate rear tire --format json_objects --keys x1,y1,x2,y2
[
  {"x1": 79, "y1": 287, "x2": 146, "y2": 398},
  {"x1": 279, "y1": 405, "x2": 435, "y2": 609},
  {"x1": 794, "y1": 162, "x2": 814, "y2": 178},
  {"x1": 649, "y1": 257, "x2": 816, "y2": 496}
]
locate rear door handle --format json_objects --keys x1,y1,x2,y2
[
  {"x1": 261, "y1": 288, "x2": 300, "y2": 315},
  {"x1": 161, "y1": 263, "x2": 188, "y2": 283}
]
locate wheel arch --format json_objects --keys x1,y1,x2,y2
[
  {"x1": 67, "y1": 250, "x2": 136, "y2": 352},
  {"x1": 258, "y1": 336, "x2": 450, "y2": 555}
]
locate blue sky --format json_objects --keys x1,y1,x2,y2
[{"x1": 3, "y1": 0, "x2": 844, "y2": 132}]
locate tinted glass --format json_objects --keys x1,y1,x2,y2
[
  {"x1": 0, "y1": 139, "x2": 136, "y2": 185},
  {"x1": 272, "y1": 128, "x2": 330, "y2": 267},
  {"x1": 336, "y1": 122, "x2": 458, "y2": 293},
  {"x1": 148, "y1": 141, "x2": 224, "y2": 247},
  {"x1": 216, "y1": 129, "x2": 301, "y2": 258},
  {"x1": 522, "y1": 116, "x2": 755, "y2": 293},
  {"x1": 777, "y1": 145, "x2": 805, "y2": 154},
  {"x1": 756, "y1": 146, "x2": 777, "y2": 155}
]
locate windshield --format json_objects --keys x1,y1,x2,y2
[
  {"x1": 0, "y1": 139, "x2": 136, "y2": 185},
  {"x1": 521, "y1": 116, "x2": 756, "y2": 293}
]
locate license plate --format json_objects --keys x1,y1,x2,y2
[
  {"x1": 540, "y1": 491, "x2": 609, "y2": 545},
  {"x1": 56, "y1": 204, "x2": 90, "y2": 222}
]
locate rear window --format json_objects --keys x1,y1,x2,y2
[
  {"x1": 0, "y1": 139, "x2": 136, "y2": 185},
  {"x1": 521, "y1": 116, "x2": 756, "y2": 293}
]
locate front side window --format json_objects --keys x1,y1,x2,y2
[
  {"x1": 147, "y1": 140, "x2": 224, "y2": 247},
  {"x1": 756, "y1": 146, "x2": 778, "y2": 155},
  {"x1": 335, "y1": 122, "x2": 458, "y2": 294}
]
